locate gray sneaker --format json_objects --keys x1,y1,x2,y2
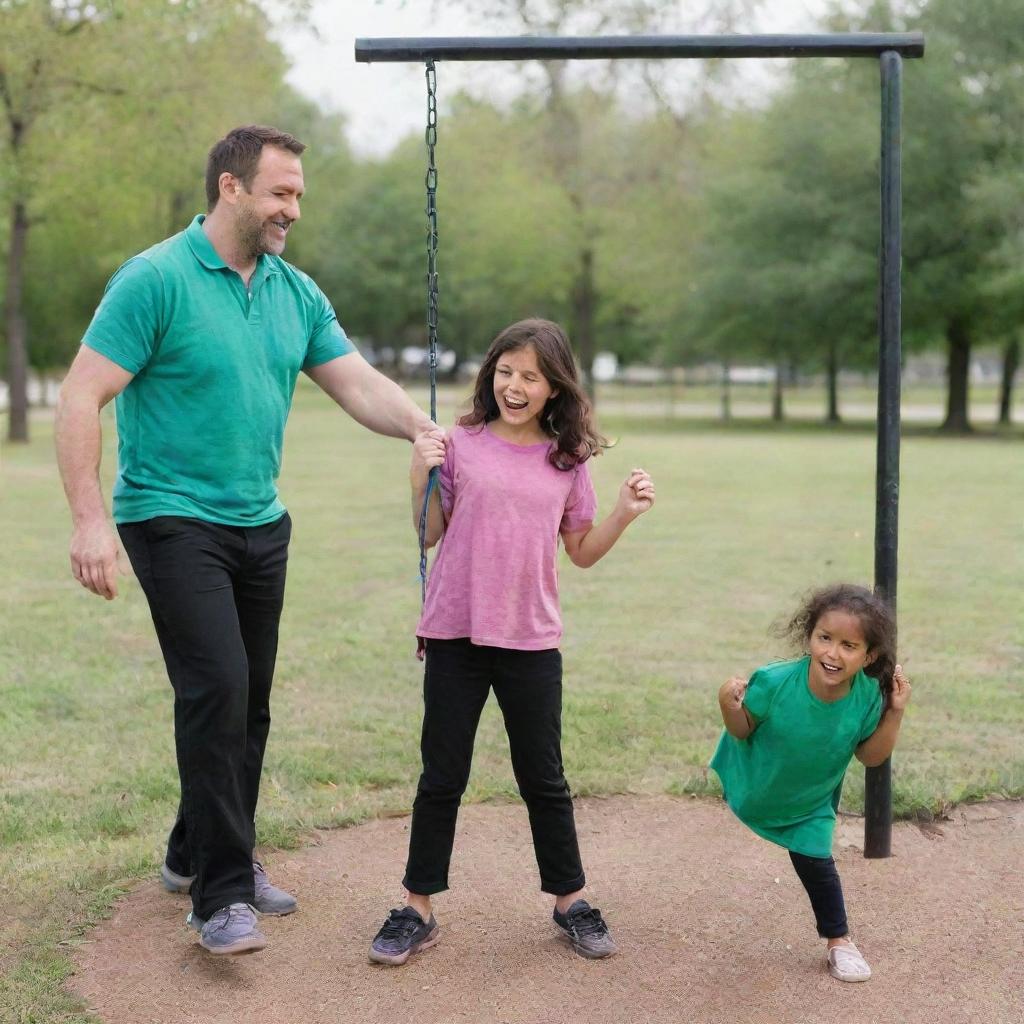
[
  {"x1": 553, "y1": 899, "x2": 618, "y2": 959},
  {"x1": 160, "y1": 862, "x2": 194, "y2": 894},
  {"x1": 369, "y1": 907, "x2": 440, "y2": 965},
  {"x1": 161, "y1": 859, "x2": 297, "y2": 916},
  {"x1": 253, "y1": 859, "x2": 297, "y2": 916},
  {"x1": 187, "y1": 902, "x2": 266, "y2": 955}
]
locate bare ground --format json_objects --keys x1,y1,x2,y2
[{"x1": 70, "y1": 796, "x2": 1023, "y2": 1024}]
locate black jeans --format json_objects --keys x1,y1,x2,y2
[
  {"x1": 403, "y1": 638, "x2": 585, "y2": 897},
  {"x1": 118, "y1": 513, "x2": 290, "y2": 919},
  {"x1": 789, "y1": 851, "x2": 849, "y2": 938}
]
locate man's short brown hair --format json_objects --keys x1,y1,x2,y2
[{"x1": 205, "y1": 125, "x2": 306, "y2": 210}]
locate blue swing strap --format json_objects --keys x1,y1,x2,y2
[{"x1": 416, "y1": 60, "x2": 441, "y2": 653}]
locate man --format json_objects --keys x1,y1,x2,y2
[{"x1": 56, "y1": 125, "x2": 436, "y2": 956}]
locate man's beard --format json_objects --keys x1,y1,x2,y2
[{"x1": 236, "y1": 206, "x2": 281, "y2": 261}]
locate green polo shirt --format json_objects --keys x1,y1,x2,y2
[{"x1": 82, "y1": 215, "x2": 353, "y2": 526}]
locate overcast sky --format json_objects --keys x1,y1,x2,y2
[{"x1": 277, "y1": 0, "x2": 833, "y2": 156}]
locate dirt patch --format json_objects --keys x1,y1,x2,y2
[{"x1": 69, "y1": 796, "x2": 1023, "y2": 1024}]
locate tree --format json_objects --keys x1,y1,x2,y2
[
  {"x1": 413, "y1": 0, "x2": 764, "y2": 391},
  {"x1": 1, "y1": 1, "x2": 122, "y2": 442},
  {"x1": 926, "y1": 0, "x2": 1024, "y2": 427},
  {"x1": 678, "y1": 0, "x2": 1018, "y2": 433},
  {"x1": 680, "y1": 57, "x2": 880, "y2": 423},
  {"x1": 0, "y1": 0, "x2": 297, "y2": 442},
  {"x1": 841, "y1": 0, "x2": 1019, "y2": 433}
]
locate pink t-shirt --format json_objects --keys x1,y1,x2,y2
[{"x1": 417, "y1": 423, "x2": 598, "y2": 650}]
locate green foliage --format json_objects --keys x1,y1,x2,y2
[
  {"x1": 0, "y1": 0, "x2": 309, "y2": 373},
  {"x1": 928, "y1": 0, "x2": 1024, "y2": 331},
  {"x1": 299, "y1": 136, "x2": 428, "y2": 350},
  {"x1": 654, "y1": 0, "x2": 1024, "y2": 426},
  {"x1": 4, "y1": 0, "x2": 1023, "y2": 431},
  {"x1": 440, "y1": 93, "x2": 579, "y2": 351},
  {"x1": 683, "y1": 74, "x2": 879, "y2": 373}
]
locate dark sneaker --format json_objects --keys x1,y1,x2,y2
[
  {"x1": 552, "y1": 899, "x2": 618, "y2": 959},
  {"x1": 161, "y1": 859, "x2": 297, "y2": 916},
  {"x1": 369, "y1": 907, "x2": 440, "y2": 965},
  {"x1": 187, "y1": 903, "x2": 266, "y2": 955},
  {"x1": 253, "y1": 860, "x2": 297, "y2": 916}
]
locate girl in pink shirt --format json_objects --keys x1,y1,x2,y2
[{"x1": 369, "y1": 319, "x2": 654, "y2": 965}]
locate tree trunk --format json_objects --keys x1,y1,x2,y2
[
  {"x1": 572, "y1": 247, "x2": 596, "y2": 400},
  {"x1": 825, "y1": 338, "x2": 841, "y2": 423},
  {"x1": 5, "y1": 197, "x2": 30, "y2": 443},
  {"x1": 772, "y1": 359, "x2": 784, "y2": 422},
  {"x1": 998, "y1": 336, "x2": 1019, "y2": 426},
  {"x1": 169, "y1": 189, "x2": 190, "y2": 235},
  {"x1": 721, "y1": 358, "x2": 731, "y2": 421},
  {"x1": 942, "y1": 316, "x2": 972, "y2": 433}
]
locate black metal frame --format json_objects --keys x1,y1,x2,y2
[
  {"x1": 356, "y1": 34, "x2": 924, "y2": 858},
  {"x1": 356, "y1": 34, "x2": 923, "y2": 61}
]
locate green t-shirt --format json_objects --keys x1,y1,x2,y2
[
  {"x1": 82, "y1": 215, "x2": 354, "y2": 526},
  {"x1": 709, "y1": 656, "x2": 883, "y2": 858}
]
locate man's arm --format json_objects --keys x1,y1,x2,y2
[
  {"x1": 55, "y1": 347, "x2": 134, "y2": 600},
  {"x1": 305, "y1": 352, "x2": 435, "y2": 441}
]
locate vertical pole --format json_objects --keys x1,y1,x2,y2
[{"x1": 865, "y1": 50, "x2": 902, "y2": 859}]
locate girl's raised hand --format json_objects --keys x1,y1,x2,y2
[
  {"x1": 719, "y1": 675, "x2": 747, "y2": 710},
  {"x1": 617, "y1": 467, "x2": 655, "y2": 519},
  {"x1": 890, "y1": 664, "x2": 912, "y2": 711},
  {"x1": 411, "y1": 428, "x2": 446, "y2": 485}
]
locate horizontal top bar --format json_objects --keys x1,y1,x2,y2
[{"x1": 355, "y1": 33, "x2": 925, "y2": 63}]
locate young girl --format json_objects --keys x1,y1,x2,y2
[
  {"x1": 710, "y1": 583, "x2": 911, "y2": 983},
  {"x1": 369, "y1": 318, "x2": 654, "y2": 965}
]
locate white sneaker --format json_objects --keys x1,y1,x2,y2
[{"x1": 827, "y1": 940, "x2": 872, "y2": 982}]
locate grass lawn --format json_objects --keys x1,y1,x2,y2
[{"x1": 1, "y1": 380, "x2": 1021, "y2": 1021}]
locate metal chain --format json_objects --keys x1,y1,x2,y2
[
  {"x1": 419, "y1": 60, "x2": 440, "y2": 603},
  {"x1": 425, "y1": 59, "x2": 439, "y2": 423}
]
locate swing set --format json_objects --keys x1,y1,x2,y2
[{"x1": 356, "y1": 31, "x2": 926, "y2": 859}]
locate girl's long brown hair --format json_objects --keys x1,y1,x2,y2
[{"x1": 459, "y1": 319, "x2": 607, "y2": 470}]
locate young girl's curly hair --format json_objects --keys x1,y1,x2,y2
[
  {"x1": 777, "y1": 583, "x2": 898, "y2": 706},
  {"x1": 460, "y1": 318, "x2": 607, "y2": 470}
]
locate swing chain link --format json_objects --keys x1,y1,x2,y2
[
  {"x1": 419, "y1": 60, "x2": 440, "y2": 603},
  {"x1": 425, "y1": 59, "x2": 439, "y2": 424}
]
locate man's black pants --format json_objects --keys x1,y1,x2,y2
[
  {"x1": 403, "y1": 638, "x2": 586, "y2": 897},
  {"x1": 118, "y1": 513, "x2": 290, "y2": 919}
]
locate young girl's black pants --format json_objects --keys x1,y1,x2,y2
[
  {"x1": 117, "y1": 513, "x2": 290, "y2": 920},
  {"x1": 789, "y1": 851, "x2": 849, "y2": 938},
  {"x1": 403, "y1": 638, "x2": 586, "y2": 897}
]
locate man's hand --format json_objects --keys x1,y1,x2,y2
[
  {"x1": 55, "y1": 345, "x2": 134, "y2": 600},
  {"x1": 70, "y1": 519, "x2": 121, "y2": 600}
]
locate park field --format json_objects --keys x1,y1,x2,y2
[{"x1": 1, "y1": 380, "x2": 1022, "y2": 1020}]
